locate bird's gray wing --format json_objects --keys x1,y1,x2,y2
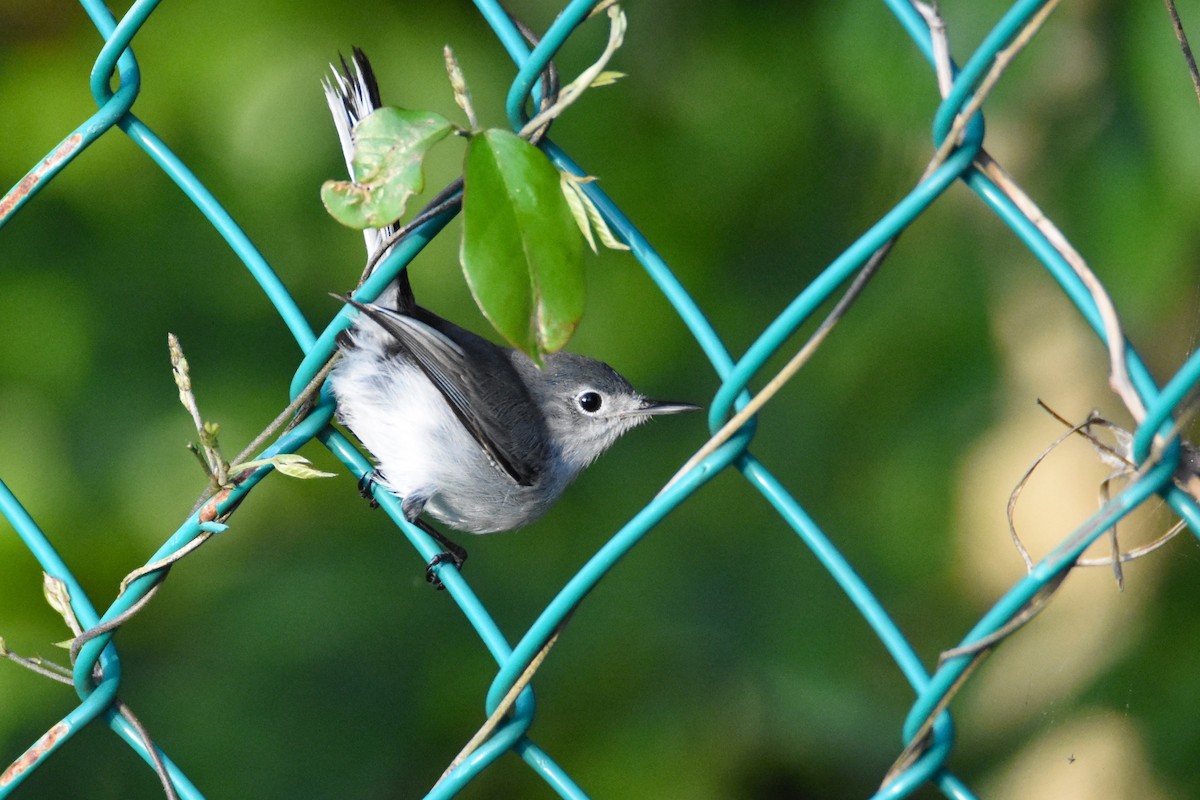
[{"x1": 339, "y1": 296, "x2": 541, "y2": 486}]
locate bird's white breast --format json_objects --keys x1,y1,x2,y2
[{"x1": 331, "y1": 348, "x2": 562, "y2": 533}]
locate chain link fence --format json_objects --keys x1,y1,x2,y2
[{"x1": 3, "y1": 0, "x2": 1200, "y2": 797}]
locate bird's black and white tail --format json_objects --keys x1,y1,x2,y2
[{"x1": 324, "y1": 48, "x2": 413, "y2": 312}]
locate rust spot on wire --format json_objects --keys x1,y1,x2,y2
[
  {"x1": 0, "y1": 721, "x2": 70, "y2": 786},
  {"x1": 0, "y1": 134, "x2": 85, "y2": 222},
  {"x1": 199, "y1": 485, "x2": 233, "y2": 523}
]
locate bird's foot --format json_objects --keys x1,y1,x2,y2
[
  {"x1": 416, "y1": 518, "x2": 468, "y2": 591},
  {"x1": 357, "y1": 471, "x2": 382, "y2": 508}
]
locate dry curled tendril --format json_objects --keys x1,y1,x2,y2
[{"x1": 1008, "y1": 401, "x2": 1192, "y2": 590}]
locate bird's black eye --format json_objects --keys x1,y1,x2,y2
[{"x1": 577, "y1": 391, "x2": 603, "y2": 413}]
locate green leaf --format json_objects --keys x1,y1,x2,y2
[
  {"x1": 560, "y1": 172, "x2": 629, "y2": 253},
  {"x1": 232, "y1": 454, "x2": 336, "y2": 479},
  {"x1": 461, "y1": 129, "x2": 585, "y2": 360},
  {"x1": 322, "y1": 107, "x2": 453, "y2": 230},
  {"x1": 42, "y1": 573, "x2": 83, "y2": 637},
  {"x1": 589, "y1": 70, "x2": 626, "y2": 88},
  {"x1": 561, "y1": 173, "x2": 598, "y2": 253}
]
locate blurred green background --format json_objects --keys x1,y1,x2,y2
[{"x1": 3, "y1": 1, "x2": 1200, "y2": 797}]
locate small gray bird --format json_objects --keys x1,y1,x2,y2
[{"x1": 324, "y1": 50, "x2": 696, "y2": 577}]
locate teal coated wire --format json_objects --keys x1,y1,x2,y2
[
  {"x1": 117, "y1": 113, "x2": 316, "y2": 352},
  {"x1": 541, "y1": 142, "x2": 737, "y2": 381},
  {"x1": 426, "y1": 722, "x2": 590, "y2": 800},
  {"x1": 316, "y1": 423, "x2": 548, "y2": 797},
  {"x1": 0, "y1": 482, "x2": 109, "y2": 796},
  {"x1": 426, "y1": 723, "x2": 528, "y2": 799},
  {"x1": 935, "y1": 774, "x2": 983, "y2": 800},
  {"x1": 0, "y1": 481, "x2": 97, "y2": 627},
  {"x1": 1135, "y1": 353, "x2": 1200, "y2": 459},
  {"x1": 483, "y1": 434, "x2": 737, "y2": 710},
  {"x1": 710, "y1": 144, "x2": 979, "y2": 428},
  {"x1": 6, "y1": 0, "x2": 1200, "y2": 797},
  {"x1": 901, "y1": 454, "x2": 1177, "y2": 745},
  {"x1": 78, "y1": 0, "x2": 318, "y2": 352},
  {"x1": 884, "y1": 0, "x2": 1200, "y2": 558},
  {"x1": 0, "y1": 0, "x2": 144, "y2": 226},
  {"x1": 880, "y1": 0, "x2": 1193, "y2": 514},
  {"x1": 960, "y1": 168, "x2": 1200, "y2": 537},
  {"x1": 87, "y1": 0, "x2": 155, "y2": 104},
  {"x1": 515, "y1": 741, "x2": 591, "y2": 800},
  {"x1": 0, "y1": 482, "x2": 203, "y2": 800},
  {"x1": 929, "y1": 0, "x2": 1053, "y2": 146},
  {"x1": 70, "y1": 407, "x2": 335, "y2": 692},
  {"x1": 289, "y1": 208, "x2": 456, "y2": 399},
  {"x1": 744, "y1": 455, "x2": 969, "y2": 798},
  {"x1": 501, "y1": 0, "x2": 598, "y2": 131},
  {"x1": 0, "y1": 689, "x2": 114, "y2": 798},
  {"x1": 741, "y1": 457, "x2": 930, "y2": 693},
  {"x1": 880, "y1": 0, "x2": 936, "y2": 62},
  {"x1": 871, "y1": 736, "x2": 957, "y2": 800}
]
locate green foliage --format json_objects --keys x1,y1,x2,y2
[
  {"x1": 3, "y1": 1, "x2": 1200, "y2": 798},
  {"x1": 319, "y1": 22, "x2": 630, "y2": 361},
  {"x1": 231, "y1": 453, "x2": 337, "y2": 480},
  {"x1": 321, "y1": 107, "x2": 453, "y2": 229},
  {"x1": 461, "y1": 129, "x2": 584, "y2": 361},
  {"x1": 324, "y1": 100, "x2": 590, "y2": 361}
]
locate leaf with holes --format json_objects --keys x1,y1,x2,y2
[
  {"x1": 461, "y1": 129, "x2": 584, "y2": 362},
  {"x1": 322, "y1": 107, "x2": 453, "y2": 230}
]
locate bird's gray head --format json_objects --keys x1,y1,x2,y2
[{"x1": 528, "y1": 352, "x2": 698, "y2": 474}]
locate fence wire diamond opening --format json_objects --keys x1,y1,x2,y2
[{"x1": 3, "y1": 0, "x2": 1200, "y2": 797}]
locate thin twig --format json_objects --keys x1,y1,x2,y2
[
  {"x1": 169, "y1": 334, "x2": 226, "y2": 485},
  {"x1": 117, "y1": 534, "x2": 210, "y2": 596},
  {"x1": 973, "y1": 149, "x2": 1145, "y2": 424},
  {"x1": 1037, "y1": 400, "x2": 1132, "y2": 467},
  {"x1": 1164, "y1": 0, "x2": 1200, "y2": 106},
  {"x1": 184, "y1": 348, "x2": 338, "y2": 521},
  {"x1": 0, "y1": 647, "x2": 74, "y2": 686},
  {"x1": 881, "y1": 561, "x2": 1067, "y2": 788},
  {"x1": 662, "y1": 239, "x2": 898, "y2": 492},
  {"x1": 1006, "y1": 415, "x2": 1102, "y2": 571},
  {"x1": 518, "y1": 5, "x2": 626, "y2": 138},
  {"x1": 435, "y1": 620, "x2": 568, "y2": 787},
  {"x1": 1027, "y1": 402, "x2": 1189, "y2": 576},
  {"x1": 115, "y1": 699, "x2": 179, "y2": 800},
  {"x1": 914, "y1": 2, "x2": 953, "y2": 96},
  {"x1": 444, "y1": 46, "x2": 479, "y2": 131},
  {"x1": 70, "y1": 580, "x2": 165, "y2": 664},
  {"x1": 880, "y1": 645, "x2": 995, "y2": 788},
  {"x1": 928, "y1": 0, "x2": 1061, "y2": 167},
  {"x1": 1075, "y1": 517, "x2": 1186, "y2": 566},
  {"x1": 510, "y1": 14, "x2": 561, "y2": 146},
  {"x1": 228, "y1": 354, "x2": 340, "y2": 469},
  {"x1": 101, "y1": 349, "x2": 338, "y2": 645},
  {"x1": 940, "y1": 570, "x2": 1070, "y2": 665},
  {"x1": 664, "y1": 1, "x2": 1055, "y2": 493}
]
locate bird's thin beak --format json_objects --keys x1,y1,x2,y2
[{"x1": 629, "y1": 398, "x2": 702, "y2": 416}]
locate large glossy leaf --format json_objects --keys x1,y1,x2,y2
[
  {"x1": 461, "y1": 129, "x2": 584, "y2": 361},
  {"x1": 321, "y1": 107, "x2": 452, "y2": 230}
]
